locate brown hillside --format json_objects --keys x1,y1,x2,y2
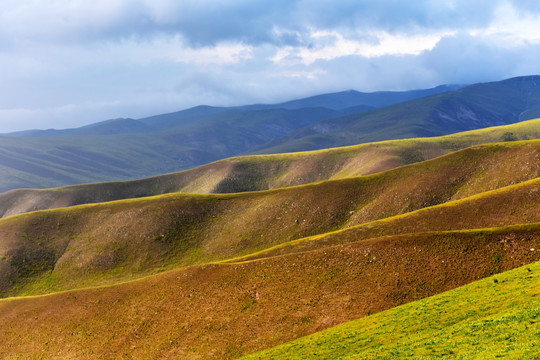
[
  {"x1": 2, "y1": 119, "x2": 540, "y2": 218},
  {"x1": 2, "y1": 141, "x2": 540, "y2": 297},
  {"x1": 0, "y1": 225, "x2": 538, "y2": 359},
  {"x1": 236, "y1": 177, "x2": 540, "y2": 262}
]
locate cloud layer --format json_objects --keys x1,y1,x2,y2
[{"x1": 1, "y1": 0, "x2": 540, "y2": 132}]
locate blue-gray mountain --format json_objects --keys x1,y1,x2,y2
[
  {"x1": 254, "y1": 76, "x2": 540, "y2": 154},
  {"x1": 0, "y1": 76, "x2": 538, "y2": 193}
]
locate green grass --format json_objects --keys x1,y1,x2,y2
[
  {"x1": 0, "y1": 224, "x2": 537, "y2": 359},
  {"x1": 243, "y1": 261, "x2": 540, "y2": 359}
]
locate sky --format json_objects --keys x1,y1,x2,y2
[{"x1": 1, "y1": 0, "x2": 540, "y2": 133}]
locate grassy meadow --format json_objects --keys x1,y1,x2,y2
[
  {"x1": 1, "y1": 140, "x2": 540, "y2": 298},
  {"x1": 0, "y1": 226, "x2": 538, "y2": 359}
]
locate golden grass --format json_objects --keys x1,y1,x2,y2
[
  {"x1": 230, "y1": 176, "x2": 540, "y2": 262},
  {"x1": 0, "y1": 224, "x2": 538, "y2": 359},
  {"x1": 1, "y1": 122, "x2": 540, "y2": 358},
  {"x1": 243, "y1": 261, "x2": 540, "y2": 359}
]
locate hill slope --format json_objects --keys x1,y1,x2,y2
[
  {"x1": 2, "y1": 141, "x2": 540, "y2": 297},
  {"x1": 2, "y1": 118, "x2": 540, "y2": 218},
  {"x1": 0, "y1": 227, "x2": 538, "y2": 359},
  {"x1": 231, "y1": 176, "x2": 540, "y2": 263},
  {"x1": 257, "y1": 75, "x2": 540, "y2": 153},
  {"x1": 243, "y1": 261, "x2": 540, "y2": 359},
  {"x1": 0, "y1": 107, "x2": 341, "y2": 192}
]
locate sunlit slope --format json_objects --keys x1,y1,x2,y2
[
  {"x1": 2, "y1": 118, "x2": 540, "y2": 218},
  {"x1": 243, "y1": 261, "x2": 540, "y2": 359},
  {"x1": 1, "y1": 141, "x2": 540, "y2": 297},
  {"x1": 0, "y1": 227, "x2": 538, "y2": 360},
  {"x1": 232, "y1": 176, "x2": 540, "y2": 262}
]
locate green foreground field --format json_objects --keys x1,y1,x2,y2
[{"x1": 244, "y1": 261, "x2": 540, "y2": 359}]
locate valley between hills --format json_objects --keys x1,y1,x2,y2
[{"x1": 0, "y1": 78, "x2": 539, "y2": 359}]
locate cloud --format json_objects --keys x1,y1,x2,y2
[
  {"x1": 272, "y1": 30, "x2": 451, "y2": 65},
  {"x1": 0, "y1": 0, "x2": 526, "y2": 47},
  {"x1": 420, "y1": 32, "x2": 540, "y2": 85},
  {"x1": 1, "y1": 1, "x2": 540, "y2": 133}
]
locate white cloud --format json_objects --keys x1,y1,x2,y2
[
  {"x1": 174, "y1": 43, "x2": 253, "y2": 65},
  {"x1": 272, "y1": 30, "x2": 451, "y2": 65},
  {"x1": 273, "y1": 69, "x2": 326, "y2": 80},
  {"x1": 483, "y1": 2, "x2": 540, "y2": 43}
]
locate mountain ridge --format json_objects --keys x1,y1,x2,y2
[
  {"x1": 0, "y1": 82, "x2": 472, "y2": 192},
  {"x1": 1, "y1": 93, "x2": 540, "y2": 357},
  {"x1": 254, "y1": 75, "x2": 540, "y2": 154}
]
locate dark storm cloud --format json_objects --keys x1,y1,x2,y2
[{"x1": 0, "y1": 0, "x2": 517, "y2": 46}]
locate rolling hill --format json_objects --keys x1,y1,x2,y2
[
  {"x1": 0, "y1": 224, "x2": 538, "y2": 359},
  {"x1": 2, "y1": 140, "x2": 540, "y2": 298},
  {"x1": 0, "y1": 107, "x2": 341, "y2": 192},
  {"x1": 2, "y1": 118, "x2": 540, "y2": 218},
  {"x1": 0, "y1": 76, "x2": 538, "y2": 193},
  {"x1": 256, "y1": 75, "x2": 540, "y2": 154}
]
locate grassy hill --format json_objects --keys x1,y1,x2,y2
[
  {"x1": 0, "y1": 226, "x2": 537, "y2": 359},
  {"x1": 2, "y1": 140, "x2": 540, "y2": 298},
  {"x1": 257, "y1": 75, "x2": 540, "y2": 154},
  {"x1": 2, "y1": 118, "x2": 540, "y2": 218},
  {"x1": 243, "y1": 261, "x2": 540, "y2": 359},
  {"x1": 231, "y1": 176, "x2": 540, "y2": 262}
]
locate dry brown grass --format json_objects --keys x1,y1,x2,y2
[
  {"x1": 0, "y1": 141, "x2": 540, "y2": 295},
  {"x1": 2, "y1": 142, "x2": 540, "y2": 297},
  {"x1": 0, "y1": 225, "x2": 538, "y2": 359},
  {"x1": 234, "y1": 177, "x2": 540, "y2": 262},
  {"x1": 1, "y1": 129, "x2": 540, "y2": 358}
]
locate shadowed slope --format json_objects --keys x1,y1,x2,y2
[
  {"x1": 0, "y1": 107, "x2": 343, "y2": 193},
  {"x1": 243, "y1": 261, "x2": 540, "y2": 359},
  {"x1": 2, "y1": 118, "x2": 540, "y2": 218},
  {"x1": 256, "y1": 75, "x2": 540, "y2": 154},
  {"x1": 2, "y1": 141, "x2": 540, "y2": 297},
  {"x1": 0, "y1": 226, "x2": 538, "y2": 360}
]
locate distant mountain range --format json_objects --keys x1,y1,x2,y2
[
  {"x1": 255, "y1": 75, "x2": 540, "y2": 153},
  {"x1": 0, "y1": 75, "x2": 539, "y2": 192}
]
